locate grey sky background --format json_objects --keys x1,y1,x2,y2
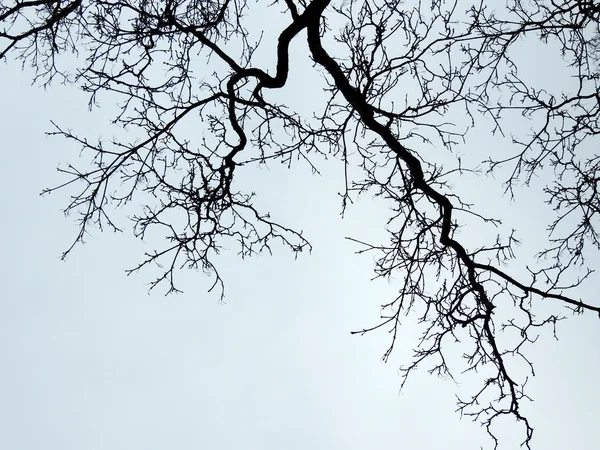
[{"x1": 1, "y1": 2, "x2": 600, "y2": 449}]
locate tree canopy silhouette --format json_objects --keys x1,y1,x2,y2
[{"x1": 2, "y1": 0, "x2": 600, "y2": 447}]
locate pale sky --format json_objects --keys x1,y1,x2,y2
[{"x1": 1, "y1": 3, "x2": 600, "y2": 449}]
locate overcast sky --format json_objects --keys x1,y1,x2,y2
[{"x1": 1, "y1": 4, "x2": 600, "y2": 449}]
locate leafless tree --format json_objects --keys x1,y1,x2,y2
[{"x1": 2, "y1": 0, "x2": 600, "y2": 447}]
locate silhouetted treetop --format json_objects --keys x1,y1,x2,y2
[{"x1": 2, "y1": 0, "x2": 600, "y2": 447}]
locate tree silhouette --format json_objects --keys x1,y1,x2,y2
[{"x1": 2, "y1": 0, "x2": 600, "y2": 447}]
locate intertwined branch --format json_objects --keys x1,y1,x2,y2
[{"x1": 2, "y1": 0, "x2": 600, "y2": 447}]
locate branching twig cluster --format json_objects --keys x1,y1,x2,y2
[{"x1": 2, "y1": 0, "x2": 600, "y2": 447}]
